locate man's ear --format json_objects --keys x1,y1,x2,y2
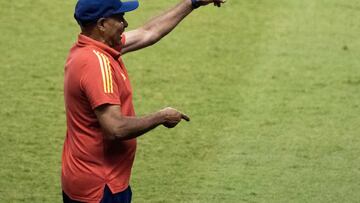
[{"x1": 97, "y1": 18, "x2": 107, "y2": 32}]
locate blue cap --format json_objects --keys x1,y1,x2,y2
[{"x1": 74, "y1": 0, "x2": 139, "y2": 25}]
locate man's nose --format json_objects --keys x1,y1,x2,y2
[{"x1": 123, "y1": 19, "x2": 128, "y2": 28}]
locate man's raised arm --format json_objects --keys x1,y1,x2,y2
[{"x1": 121, "y1": 0, "x2": 225, "y2": 55}]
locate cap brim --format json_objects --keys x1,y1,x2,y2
[{"x1": 117, "y1": 0, "x2": 139, "y2": 13}]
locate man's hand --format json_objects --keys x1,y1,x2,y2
[
  {"x1": 160, "y1": 107, "x2": 190, "y2": 128},
  {"x1": 198, "y1": 0, "x2": 226, "y2": 7}
]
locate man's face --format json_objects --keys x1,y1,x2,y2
[{"x1": 102, "y1": 14, "x2": 128, "y2": 48}]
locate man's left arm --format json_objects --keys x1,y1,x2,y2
[{"x1": 121, "y1": 0, "x2": 225, "y2": 55}]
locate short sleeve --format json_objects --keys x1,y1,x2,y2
[
  {"x1": 80, "y1": 50, "x2": 121, "y2": 109},
  {"x1": 121, "y1": 34, "x2": 126, "y2": 46}
]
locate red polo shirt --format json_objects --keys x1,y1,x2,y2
[{"x1": 62, "y1": 34, "x2": 136, "y2": 203}]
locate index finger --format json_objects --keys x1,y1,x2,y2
[{"x1": 181, "y1": 113, "x2": 190, "y2": 122}]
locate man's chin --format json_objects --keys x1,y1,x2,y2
[{"x1": 111, "y1": 41, "x2": 122, "y2": 50}]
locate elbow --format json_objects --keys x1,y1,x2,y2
[
  {"x1": 103, "y1": 126, "x2": 130, "y2": 141},
  {"x1": 102, "y1": 130, "x2": 117, "y2": 141},
  {"x1": 149, "y1": 31, "x2": 167, "y2": 45},
  {"x1": 146, "y1": 38, "x2": 157, "y2": 47},
  {"x1": 148, "y1": 31, "x2": 162, "y2": 45},
  {"x1": 142, "y1": 28, "x2": 163, "y2": 47}
]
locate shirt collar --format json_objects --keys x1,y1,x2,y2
[{"x1": 77, "y1": 34, "x2": 121, "y2": 59}]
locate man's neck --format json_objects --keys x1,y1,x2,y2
[{"x1": 81, "y1": 26, "x2": 108, "y2": 46}]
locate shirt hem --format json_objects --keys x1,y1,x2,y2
[{"x1": 62, "y1": 189, "x2": 103, "y2": 203}]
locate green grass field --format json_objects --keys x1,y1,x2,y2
[{"x1": 1, "y1": 0, "x2": 360, "y2": 202}]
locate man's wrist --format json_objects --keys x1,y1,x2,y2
[
  {"x1": 157, "y1": 109, "x2": 168, "y2": 124},
  {"x1": 191, "y1": 0, "x2": 201, "y2": 9}
]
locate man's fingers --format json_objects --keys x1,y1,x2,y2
[
  {"x1": 213, "y1": 2, "x2": 220, "y2": 7},
  {"x1": 181, "y1": 113, "x2": 190, "y2": 122},
  {"x1": 162, "y1": 107, "x2": 190, "y2": 122},
  {"x1": 213, "y1": 0, "x2": 225, "y2": 7},
  {"x1": 201, "y1": 0, "x2": 225, "y2": 6}
]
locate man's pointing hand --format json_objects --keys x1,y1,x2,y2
[{"x1": 160, "y1": 107, "x2": 190, "y2": 128}]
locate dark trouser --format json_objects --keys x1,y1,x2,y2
[{"x1": 63, "y1": 185, "x2": 132, "y2": 203}]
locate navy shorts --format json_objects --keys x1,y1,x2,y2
[{"x1": 63, "y1": 185, "x2": 132, "y2": 203}]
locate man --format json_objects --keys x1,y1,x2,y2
[{"x1": 62, "y1": 0, "x2": 225, "y2": 202}]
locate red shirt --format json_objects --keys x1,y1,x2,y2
[{"x1": 62, "y1": 34, "x2": 136, "y2": 203}]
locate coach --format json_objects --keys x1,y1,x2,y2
[{"x1": 62, "y1": 0, "x2": 225, "y2": 202}]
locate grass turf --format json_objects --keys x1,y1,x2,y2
[{"x1": 0, "y1": 0, "x2": 360, "y2": 202}]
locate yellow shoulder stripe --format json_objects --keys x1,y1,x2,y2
[{"x1": 93, "y1": 50, "x2": 113, "y2": 93}]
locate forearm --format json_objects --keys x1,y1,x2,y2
[
  {"x1": 142, "y1": 0, "x2": 193, "y2": 41},
  {"x1": 109, "y1": 111, "x2": 165, "y2": 140},
  {"x1": 96, "y1": 105, "x2": 189, "y2": 140},
  {"x1": 122, "y1": 0, "x2": 225, "y2": 54}
]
